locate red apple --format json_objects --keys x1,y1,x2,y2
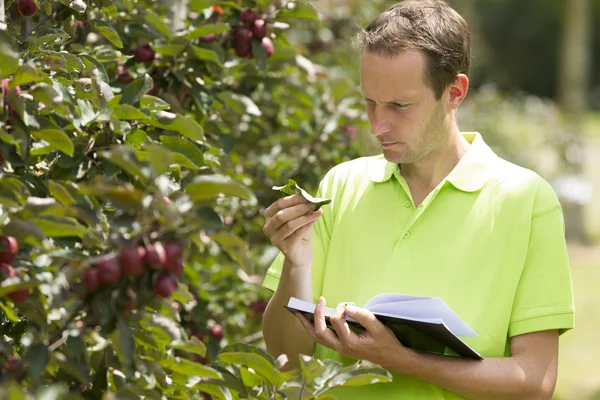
[
  {"x1": 83, "y1": 268, "x2": 100, "y2": 292},
  {"x1": 235, "y1": 41, "x2": 252, "y2": 58},
  {"x1": 0, "y1": 263, "x2": 16, "y2": 281},
  {"x1": 134, "y1": 45, "x2": 155, "y2": 62},
  {"x1": 0, "y1": 236, "x2": 18, "y2": 264},
  {"x1": 236, "y1": 27, "x2": 253, "y2": 44},
  {"x1": 190, "y1": 330, "x2": 205, "y2": 341},
  {"x1": 9, "y1": 289, "x2": 29, "y2": 303},
  {"x1": 209, "y1": 324, "x2": 224, "y2": 341},
  {"x1": 261, "y1": 37, "x2": 274, "y2": 58},
  {"x1": 144, "y1": 242, "x2": 166, "y2": 269},
  {"x1": 199, "y1": 33, "x2": 216, "y2": 43},
  {"x1": 252, "y1": 19, "x2": 267, "y2": 40},
  {"x1": 165, "y1": 243, "x2": 183, "y2": 277},
  {"x1": 96, "y1": 257, "x2": 121, "y2": 285},
  {"x1": 148, "y1": 83, "x2": 159, "y2": 96},
  {"x1": 240, "y1": 7, "x2": 258, "y2": 24},
  {"x1": 17, "y1": 0, "x2": 38, "y2": 17},
  {"x1": 154, "y1": 272, "x2": 177, "y2": 298},
  {"x1": 250, "y1": 299, "x2": 268, "y2": 315},
  {"x1": 120, "y1": 246, "x2": 146, "y2": 277}
]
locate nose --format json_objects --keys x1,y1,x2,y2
[{"x1": 368, "y1": 106, "x2": 392, "y2": 138}]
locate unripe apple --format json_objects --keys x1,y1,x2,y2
[
  {"x1": 83, "y1": 268, "x2": 100, "y2": 292},
  {"x1": 240, "y1": 7, "x2": 258, "y2": 25},
  {"x1": 17, "y1": 0, "x2": 38, "y2": 17},
  {"x1": 154, "y1": 272, "x2": 177, "y2": 298},
  {"x1": 252, "y1": 19, "x2": 267, "y2": 40},
  {"x1": 0, "y1": 236, "x2": 18, "y2": 264},
  {"x1": 97, "y1": 257, "x2": 121, "y2": 285},
  {"x1": 134, "y1": 44, "x2": 155, "y2": 62},
  {"x1": 120, "y1": 246, "x2": 146, "y2": 277},
  {"x1": 165, "y1": 243, "x2": 183, "y2": 277},
  {"x1": 209, "y1": 324, "x2": 224, "y2": 341},
  {"x1": 261, "y1": 37, "x2": 274, "y2": 58},
  {"x1": 145, "y1": 242, "x2": 166, "y2": 269}
]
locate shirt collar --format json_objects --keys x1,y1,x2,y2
[{"x1": 370, "y1": 132, "x2": 497, "y2": 192}]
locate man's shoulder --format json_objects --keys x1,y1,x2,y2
[
  {"x1": 324, "y1": 154, "x2": 386, "y2": 182},
  {"x1": 486, "y1": 155, "x2": 561, "y2": 213}
]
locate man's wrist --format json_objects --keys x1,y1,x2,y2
[{"x1": 387, "y1": 345, "x2": 423, "y2": 376}]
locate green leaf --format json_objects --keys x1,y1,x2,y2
[
  {"x1": 172, "y1": 336, "x2": 207, "y2": 358},
  {"x1": 154, "y1": 44, "x2": 185, "y2": 57},
  {"x1": 24, "y1": 344, "x2": 49, "y2": 379},
  {"x1": 186, "y1": 23, "x2": 230, "y2": 40},
  {"x1": 277, "y1": 2, "x2": 319, "y2": 20},
  {"x1": 140, "y1": 95, "x2": 170, "y2": 111},
  {"x1": 30, "y1": 129, "x2": 74, "y2": 156},
  {"x1": 186, "y1": 175, "x2": 254, "y2": 201},
  {"x1": 160, "y1": 135, "x2": 204, "y2": 169},
  {"x1": 0, "y1": 31, "x2": 19, "y2": 77},
  {"x1": 273, "y1": 179, "x2": 331, "y2": 210},
  {"x1": 111, "y1": 318, "x2": 135, "y2": 376},
  {"x1": 209, "y1": 231, "x2": 253, "y2": 271},
  {"x1": 218, "y1": 352, "x2": 281, "y2": 386},
  {"x1": 35, "y1": 382, "x2": 70, "y2": 400},
  {"x1": 145, "y1": 10, "x2": 171, "y2": 37},
  {"x1": 327, "y1": 368, "x2": 393, "y2": 389},
  {"x1": 80, "y1": 54, "x2": 109, "y2": 83},
  {"x1": 216, "y1": 91, "x2": 261, "y2": 116},
  {"x1": 239, "y1": 367, "x2": 263, "y2": 388},
  {"x1": 100, "y1": 145, "x2": 152, "y2": 184},
  {"x1": 113, "y1": 104, "x2": 150, "y2": 120},
  {"x1": 148, "y1": 111, "x2": 204, "y2": 141},
  {"x1": 35, "y1": 29, "x2": 70, "y2": 47},
  {"x1": 50, "y1": 352, "x2": 90, "y2": 385},
  {"x1": 91, "y1": 20, "x2": 123, "y2": 48},
  {"x1": 120, "y1": 74, "x2": 154, "y2": 106},
  {"x1": 299, "y1": 355, "x2": 328, "y2": 382},
  {"x1": 191, "y1": 45, "x2": 221, "y2": 65},
  {"x1": 29, "y1": 82, "x2": 64, "y2": 107},
  {"x1": 159, "y1": 357, "x2": 222, "y2": 379},
  {"x1": 0, "y1": 302, "x2": 19, "y2": 322},
  {"x1": 2, "y1": 219, "x2": 46, "y2": 245},
  {"x1": 84, "y1": 178, "x2": 144, "y2": 210},
  {"x1": 171, "y1": 283, "x2": 195, "y2": 305},
  {"x1": 0, "y1": 177, "x2": 30, "y2": 207},
  {"x1": 30, "y1": 216, "x2": 87, "y2": 238},
  {"x1": 11, "y1": 63, "x2": 52, "y2": 87}
]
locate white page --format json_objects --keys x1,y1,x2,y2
[
  {"x1": 364, "y1": 293, "x2": 432, "y2": 309},
  {"x1": 366, "y1": 297, "x2": 478, "y2": 337}
]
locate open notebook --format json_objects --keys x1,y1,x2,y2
[{"x1": 285, "y1": 293, "x2": 483, "y2": 360}]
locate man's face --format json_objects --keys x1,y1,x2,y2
[{"x1": 360, "y1": 50, "x2": 449, "y2": 164}]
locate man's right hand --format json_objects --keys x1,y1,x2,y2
[{"x1": 263, "y1": 193, "x2": 323, "y2": 268}]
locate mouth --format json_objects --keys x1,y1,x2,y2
[{"x1": 380, "y1": 142, "x2": 398, "y2": 148}]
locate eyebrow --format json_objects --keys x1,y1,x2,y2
[{"x1": 362, "y1": 95, "x2": 411, "y2": 104}]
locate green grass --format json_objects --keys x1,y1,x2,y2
[{"x1": 554, "y1": 244, "x2": 600, "y2": 399}]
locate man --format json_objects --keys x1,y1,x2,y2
[{"x1": 261, "y1": 1, "x2": 575, "y2": 398}]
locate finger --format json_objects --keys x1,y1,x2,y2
[
  {"x1": 263, "y1": 201, "x2": 319, "y2": 237},
  {"x1": 313, "y1": 297, "x2": 343, "y2": 350},
  {"x1": 344, "y1": 306, "x2": 383, "y2": 334},
  {"x1": 330, "y1": 303, "x2": 354, "y2": 347},
  {"x1": 295, "y1": 313, "x2": 317, "y2": 338},
  {"x1": 265, "y1": 209, "x2": 322, "y2": 244},
  {"x1": 264, "y1": 194, "x2": 310, "y2": 219}
]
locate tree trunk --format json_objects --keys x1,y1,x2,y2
[{"x1": 158, "y1": 0, "x2": 189, "y2": 34}]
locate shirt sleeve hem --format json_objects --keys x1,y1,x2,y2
[
  {"x1": 509, "y1": 312, "x2": 574, "y2": 337},
  {"x1": 261, "y1": 272, "x2": 280, "y2": 294}
]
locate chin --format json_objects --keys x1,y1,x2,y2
[{"x1": 382, "y1": 147, "x2": 413, "y2": 164}]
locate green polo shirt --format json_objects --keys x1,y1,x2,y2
[{"x1": 262, "y1": 132, "x2": 575, "y2": 399}]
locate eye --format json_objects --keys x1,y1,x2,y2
[{"x1": 392, "y1": 103, "x2": 407, "y2": 109}]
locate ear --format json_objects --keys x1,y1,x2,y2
[{"x1": 446, "y1": 74, "x2": 469, "y2": 110}]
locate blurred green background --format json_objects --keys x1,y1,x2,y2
[{"x1": 278, "y1": 0, "x2": 600, "y2": 398}]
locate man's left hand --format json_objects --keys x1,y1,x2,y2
[{"x1": 295, "y1": 296, "x2": 411, "y2": 368}]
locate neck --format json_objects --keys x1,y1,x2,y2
[{"x1": 400, "y1": 124, "x2": 469, "y2": 190}]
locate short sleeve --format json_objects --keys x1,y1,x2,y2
[
  {"x1": 261, "y1": 171, "x2": 335, "y2": 303},
  {"x1": 508, "y1": 179, "x2": 575, "y2": 337}
]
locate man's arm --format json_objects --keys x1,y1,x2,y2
[
  {"x1": 393, "y1": 329, "x2": 558, "y2": 400},
  {"x1": 296, "y1": 299, "x2": 559, "y2": 400},
  {"x1": 262, "y1": 259, "x2": 316, "y2": 370}
]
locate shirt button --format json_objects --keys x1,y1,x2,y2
[
  {"x1": 404, "y1": 231, "x2": 410, "y2": 239},
  {"x1": 404, "y1": 200, "x2": 412, "y2": 208}
]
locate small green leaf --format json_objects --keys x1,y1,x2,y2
[
  {"x1": 30, "y1": 217, "x2": 87, "y2": 238},
  {"x1": 277, "y1": 2, "x2": 319, "y2": 20},
  {"x1": 111, "y1": 318, "x2": 135, "y2": 376},
  {"x1": 0, "y1": 177, "x2": 30, "y2": 206},
  {"x1": 145, "y1": 10, "x2": 171, "y2": 37},
  {"x1": 30, "y1": 129, "x2": 74, "y2": 156},
  {"x1": 50, "y1": 353, "x2": 90, "y2": 385},
  {"x1": 48, "y1": 181, "x2": 76, "y2": 205},
  {"x1": 0, "y1": 302, "x2": 19, "y2": 322},
  {"x1": 186, "y1": 175, "x2": 254, "y2": 201},
  {"x1": 147, "y1": 111, "x2": 204, "y2": 141},
  {"x1": 172, "y1": 336, "x2": 207, "y2": 358},
  {"x1": 327, "y1": 368, "x2": 393, "y2": 389},
  {"x1": 24, "y1": 344, "x2": 49, "y2": 379},
  {"x1": 218, "y1": 352, "x2": 281, "y2": 386},
  {"x1": 140, "y1": 95, "x2": 170, "y2": 111},
  {"x1": 120, "y1": 74, "x2": 154, "y2": 106},
  {"x1": 92, "y1": 20, "x2": 123, "y2": 48},
  {"x1": 35, "y1": 382, "x2": 70, "y2": 400},
  {"x1": 273, "y1": 179, "x2": 331, "y2": 210},
  {"x1": 3, "y1": 219, "x2": 46, "y2": 245},
  {"x1": 11, "y1": 63, "x2": 52, "y2": 87},
  {"x1": 113, "y1": 104, "x2": 150, "y2": 120},
  {"x1": 100, "y1": 145, "x2": 152, "y2": 184},
  {"x1": 191, "y1": 45, "x2": 221, "y2": 65},
  {"x1": 160, "y1": 135, "x2": 204, "y2": 169},
  {"x1": 159, "y1": 357, "x2": 222, "y2": 379},
  {"x1": 186, "y1": 23, "x2": 230, "y2": 40},
  {"x1": 209, "y1": 231, "x2": 253, "y2": 271},
  {"x1": 154, "y1": 44, "x2": 185, "y2": 57},
  {"x1": 35, "y1": 29, "x2": 70, "y2": 47},
  {"x1": 170, "y1": 283, "x2": 195, "y2": 305},
  {"x1": 84, "y1": 178, "x2": 144, "y2": 210},
  {"x1": 80, "y1": 54, "x2": 109, "y2": 83},
  {"x1": 240, "y1": 367, "x2": 263, "y2": 387}
]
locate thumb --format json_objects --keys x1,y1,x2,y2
[{"x1": 345, "y1": 306, "x2": 381, "y2": 333}]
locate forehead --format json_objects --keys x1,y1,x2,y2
[{"x1": 360, "y1": 50, "x2": 430, "y2": 100}]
